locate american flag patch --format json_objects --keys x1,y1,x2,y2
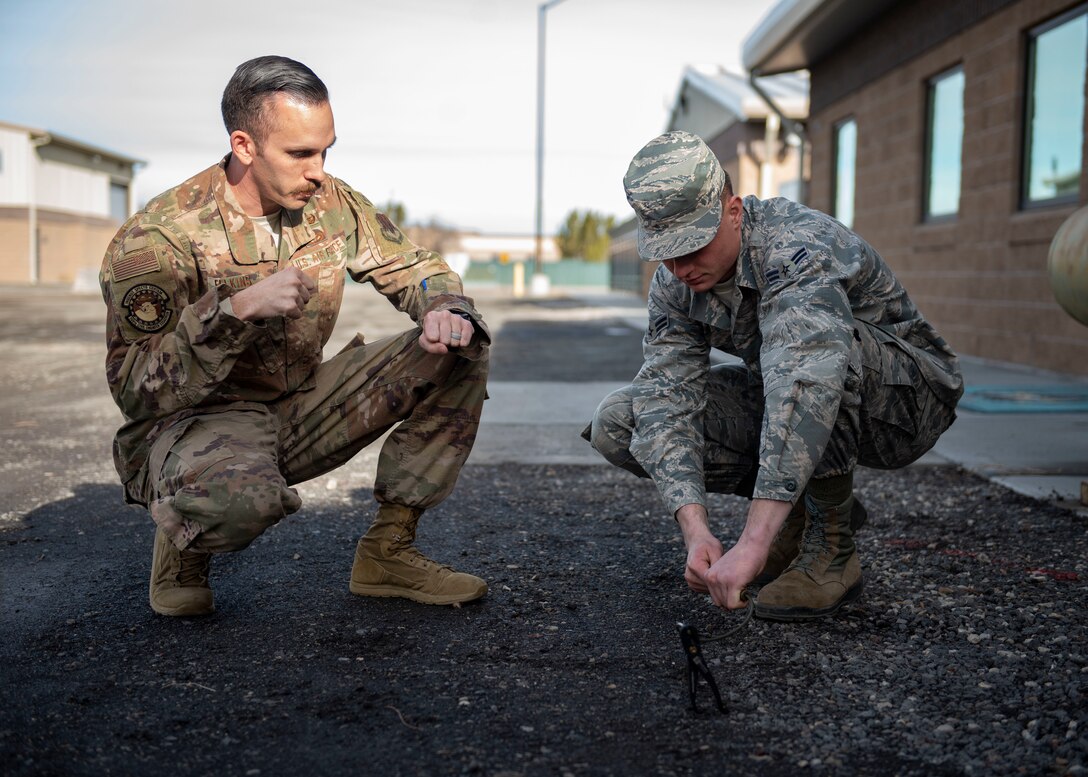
[{"x1": 111, "y1": 248, "x2": 162, "y2": 282}]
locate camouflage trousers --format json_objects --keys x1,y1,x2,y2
[
  {"x1": 135, "y1": 328, "x2": 488, "y2": 553},
  {"x1": 590, "y1": 321, "x2": 957, "y2": 497}
]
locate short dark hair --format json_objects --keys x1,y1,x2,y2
[{"x1": 221, "y1": 56, "x2": 329, "y2": 141}]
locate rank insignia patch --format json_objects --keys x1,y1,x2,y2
[
  {"x1": 122, "y1": 284, "x2": 172, "y2": 333},
  {"x1": 375, "y1": 213, "x2": 405, "y2": 244},
  {"x1": 764, "y1": 247, "x2": 811, "y2": 286}
]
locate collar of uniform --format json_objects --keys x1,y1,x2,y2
[
  {"x1": 278, "y1": 193, "x2": 321, "y2": 261},
  {"x1": 212, "y1": 156, "x2": 327, "y2": 264},
  {"x1": 687, "y1": 287, "x2": 735, "y2": 331},
  {"x1": 735, "y1": 195, "x2": 763, "y2": 290},
  {"x1": 213, "y1": 158, "x2": 266, "y2": 266}
]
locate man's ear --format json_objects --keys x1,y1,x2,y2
[
  {"x1": 726, "y1": 194, "x2": 743, "y2": 230},
  {"x1": 230, "y1": 130, "x2": 257, "y2": 166}
]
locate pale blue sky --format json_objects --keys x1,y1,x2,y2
[{"x1": 0, "y1": 0, "x2": 776, "y2": 233}]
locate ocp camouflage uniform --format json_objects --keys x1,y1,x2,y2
[
  {"x1": 590, "y1": 195, "x2": 963, "y2": 514},
  {"x1": 101, "y1": 157, "x2": 488, "y2": 554}
]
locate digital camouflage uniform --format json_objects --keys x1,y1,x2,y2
[
  {"x1": 591, "y1": 194, "x2": 964, "y2": 515},
  {"x1": 101, "y1": 157, "x2": 489, "y2": 553}
]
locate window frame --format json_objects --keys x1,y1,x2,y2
[
  {"x1": 923, "y1": 64, "x2": 965, "y2": 223},
  {"x1": 1020, "y1": 3, "x2": 1088, "y2": 210},
  {"x1": 831, "y1": 117, "x2": 857, "y2": 228},
  {"x1": 109, "y1": 181, "x2": 130, "y2": 223}
]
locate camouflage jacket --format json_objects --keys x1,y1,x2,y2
[
  {"x1": 100, "y1": 157, "x2": 486, "y2": 489},
  {"x1": 633, "y1": 196, "x2": 962, "y2": 513}
]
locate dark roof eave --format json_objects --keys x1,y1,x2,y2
[{"x1": 742, "y1": 0, "x2": 902, "y2": 75}]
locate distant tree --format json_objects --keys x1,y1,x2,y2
[
  {"x1": 405, "y1": 218, "x2": 460, "y2": 255},
  {"x1": 381, "y1": 200, "x2": 408, "y2": 226},
  {"x1": 555, "y1": 209, "x2": 616, "y2": 262}
]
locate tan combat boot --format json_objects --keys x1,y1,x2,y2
[
  {"x1": 753, "y1": 496, "x2": 867, "y2": 621},
  {"x1": 752, "y1": 497, "x2": 808, "y2": 588},
  {"x1": 349, "y1": 504, "x2": 487, "y2": 605},
  {"x1": 149, "y1": 528, "x2": 214, "y2": 616}
]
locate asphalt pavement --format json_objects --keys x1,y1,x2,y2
[{"x1": 1, "y1": 281, "x2": 1086, "y2": 776}]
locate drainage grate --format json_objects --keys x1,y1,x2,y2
[{"x1": 959, "y1": 385, "x2": 1088, "y2": 413}]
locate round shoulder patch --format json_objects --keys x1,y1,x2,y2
[{"x1": 122, "y1": 284, "x2": 173, "y2": 333}]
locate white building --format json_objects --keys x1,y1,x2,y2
[{"x1": 0, "y1": 120, "x2": 142, "y2": 285}]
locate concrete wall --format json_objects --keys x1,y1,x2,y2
[{"x1": 806, "y1": 0, "x2": 1088, "y2": 375}]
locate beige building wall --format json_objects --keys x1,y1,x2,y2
[
  {"x1": 807, "y1": 0, "x2": 1088, "y2": 375},
  {"x1": 0, "y1": 207, "x2": 119, "y2": 285},
  {"x1": 38, "y1": 210, "x2": 119, "y2": 284},
  {"x1": 707, "y1": 120, "x2": 807, "y2": 201},
  {"x1": 0, "y1": 209, "x2": 31, "y2": 284}
]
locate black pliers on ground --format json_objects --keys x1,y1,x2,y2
[
  {"x1": 677, "y1": 621, "x2": 727, "y2": 714},
  {"x1": 676, "y1": 592, "x2": 754, "y2": 714}
]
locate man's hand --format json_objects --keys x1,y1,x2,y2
[
  {"x1": 231, "y1": 267, "x2": 316, "y2": 321},
  {"x1": 702, "y1": 498, "x2": 793, "y2": 609},
  {"x1": 419, "y1": 309, "x2": 474, "y2": 354},
  {"x1": 675, "y1": 504, "x2": 724, "y2": 594},
  {"x1": 703, "y1": 538, "x2": 768, "y2": 609}
]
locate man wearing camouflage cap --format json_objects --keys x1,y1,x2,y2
[
  {"x1": 101, "y1": 56, "x2": 490, "y2": 616},
  {"x1": 587, "y1": 131, "x2": 963, "y2": 620}
]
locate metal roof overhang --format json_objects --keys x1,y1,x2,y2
[
  {"x1": 742, "y1": 0, "x2": 901, "y2": 75},
  {"x1": 0, "y1": 119, "x2": 145, "y2": 168}
]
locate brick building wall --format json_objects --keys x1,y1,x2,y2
[{"x1": 806, "y1": 0, "x2": 1088, "y2": 375}]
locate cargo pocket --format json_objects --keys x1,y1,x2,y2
[
  {"x1": 857, "y1": 326, "x2": 924, "y2": 469},
  {"x1": 156, "y1": 419, "x2": 237, "y2": 498},
  {"x1": 255, "y1": 324, "x2": 286, "y2": 376}
]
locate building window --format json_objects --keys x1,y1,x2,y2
[
  {"x1": 924, "y1": 66, "x2": 964, "y2": 220},
  {"x1": 832, "y1": 118, "x2": 857, "y2": 228},
  {"x1": 109, "y1": 182, "x2": 129, "y2": 223},
  {"x1": 1023, "y1": 6, "x2": 1087, "y2": 206}
]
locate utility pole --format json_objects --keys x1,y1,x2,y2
[{"x1": 533, "y1": 0, "x2": 568, "y2": 297}]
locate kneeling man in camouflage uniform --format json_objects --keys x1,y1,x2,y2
[
  {"x1": 588, "y1": 132, "x2": 963, "y2": 621},
  {"x1": 101, "y1": 56, "x2": 489, "y2": 616}
]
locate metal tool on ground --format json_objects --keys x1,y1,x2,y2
[{"x1": 676, "y1": 592, "x2": 754, "y2": 714}]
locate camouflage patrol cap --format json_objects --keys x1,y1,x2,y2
[{"x1": 623, "y1": 131, "x2": 724, "y2": 262}]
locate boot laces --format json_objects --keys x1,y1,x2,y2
[
  {"x1": 388, "y1": 524, "x2": 454, "y2": 574},
  {"x1": 399, "y1": 545, "x2": 453, "y2": 574},
  {"x1": 791, "y1": 514, "x2": 830, "y2": 572},
  {"x1": 177, "y1": 550, "x2": 209, "y2": 587}
]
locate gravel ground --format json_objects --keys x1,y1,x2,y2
[
  {"x1": 2, "y1": 464, "x2": 1085, "y2": 776},
  {"x1": 1, "y1": 285, "x2": 1085, "y2": 775}
]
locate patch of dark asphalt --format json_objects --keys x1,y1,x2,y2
[
  {"x1": 488, "y1": 320, "x2": 644, "y2": 382},
  {"x1": 1, "y1": 466, "x2": 1085, "y2": 776}
]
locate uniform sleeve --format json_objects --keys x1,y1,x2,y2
[
  {"x1": 340, "y1": 184, "x2": 490, "y2": 344},
  {"x1": 629, "y1": 270, "x2": 711, "y2": 515},
  {"x1": 100, "y1": 219, "x2": 267, "y2": 422},
  {"x1": 754, "y1": 243, "x2": 855, "y2": 501}
]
